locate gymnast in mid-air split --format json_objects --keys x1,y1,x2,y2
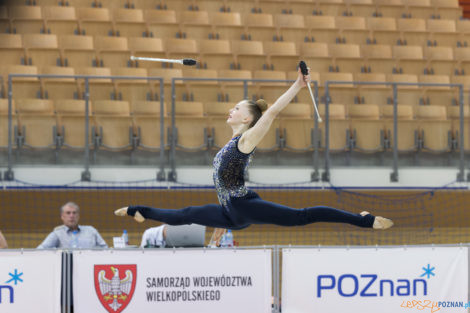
[{"x1": 115, "y1": 63, "x2": 393, "y2": 233}]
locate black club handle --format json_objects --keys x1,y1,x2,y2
[{"x1": 299, "y1": 60, "x2": 308, "y2": 75}]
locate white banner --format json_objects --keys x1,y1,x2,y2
[
  {"x1": 73, "y1": 249, "x2": 272, "y2": 313},
  {"x1": 0, "y1": 250, "x2": 62, "y2": 313},
  {"x1": 282, "y1": 247, "x2": 468, "y2": 313}
]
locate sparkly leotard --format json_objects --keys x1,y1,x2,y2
[{"x1": 212, "y1": 135, "x2": 254, "y2": 208}]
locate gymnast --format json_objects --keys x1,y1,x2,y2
[{"x1": 115, "y1": 65, "x2": 393, "y2": 232}]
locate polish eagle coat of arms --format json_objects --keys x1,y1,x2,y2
[{"x1": 94, "y1": 264, "x2": 137, "y2": 313}]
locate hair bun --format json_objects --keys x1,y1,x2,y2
[{"x1": 255, "y1": 99, "x2": 268, "y2": 112}]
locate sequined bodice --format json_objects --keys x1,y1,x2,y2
[{"x1": 213, "y1": 135, "x2": 254, "y2": 207}]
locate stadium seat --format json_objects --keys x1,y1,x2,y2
[
  {"x1": 361, "y1": 44, "x2": 394, "y2": 74},
  {"x1": 0, "y1": 34, "x2": 26, "y2": 66},
  {"x1": 132, "y1": 107, "x2": 168, "y2": 151},
  {"x1": 210, "y1": 12, "x2": 243, "y2": 40},
  {"x1": 320, "y1": 72, "x2": 355, "y2": 105},
  {"x1": 173, "y1": 115, "x2": 210, "y2": 151},
  {"x1": 347, "y1": 0, "x2": 377, "y2": 17},
  {"x1": 144, "y1": 9, "x2": 179, "y2": 39},
  {"x1": 23, "y1": 34, "x2": 61, "y2": 66},
  {"x1": 299, "y1": 42, "x2": 333, "y2": 74},
  {"x1": 417, "y1": 105, "x2": 452, "y2": 152},
  {"x1": 450, "y1": 75, "x2": 470, "y2": 105},
  {"x1": 456, "y1": 20, "x2": 470, "y2": 46},
  {"x1": 59, "y1": 35, "x2": 97, "y2": 68},
  {"x1": 426, "y1": 19, "x2": 458, "y2": 47},
  {"x1": 382, "y1": 104, "x2": 419, "y2": 152},
  {"x1": 0, "y1": 99, "x2": 17, "y2": 148},
  {"x1": 430, "y1": 0, "x2": 462, "y2": 20},
  {"x1": 403, "y1": 0, "x2": 434, "y2": 19},
  {"x1": 418, "y1": 75, "x2": 454, "y2": 106},
  {"x1": 198, "y1": 39, "x2": 234, "y2": 70},
  {"x1": 376, "y1": 0, "x2": 407, "y2": 18},
  {"x1": 128, "y1": 37, "x2": 165, "y2": 68},
  {"x1": 314, "y1": 0, "x2": 347, "y2": 17},
  {"x1": 304, "y1": 15, "x2": 339, "y2": 44},
  {"x1": 209, "y1": 116, "x2": 233, "y2": 149},
  {"x1": 387, "y1": 73, "x2": 421, "y2": 106},
  {"x1": 164, "y1": 38, "x2": 198, "y2": 65},
  {"x1": 113, "y1": 8, "x2": 146, "y2": 38},
  {"x1": 111, "y1": 67, "x2": 156, "y2": 102},
  {"x1": 447, "y1": 104, "x2": 470, "y2": 151},
  {"x1": 75, "y1": 67, "x2": 116, "y2": 101},
  {"x1": 454, "y1": 47, "x2": 470, "y2": 75},
  {"x1": 349, "y1": 104, "x2": 385, "y2": 152},
  {"x1": 16, "y1": 99, "x2": 57, "y2": 149},
  {"x1": 354, "y1": 72, "x2": 389, "y2": 105},
  {"x1": 204, "y1": 102, "x2": 235, "y2": 117},
  {"x1": 9, "y1": 5, "x2": 44, "y2": 34},
  {"x1": 424, "y1": 47, "x2": 455, "y2": 76},
  {"x1": 367, "y1": 17, "x2": 399, "y2": 45},
  {"x1": 257, "y1": 118, "x2": 281, "y2": 152},
  {"x1": 243, "y1": 13, "x2": 276, "y2": 42},
  {"x1": 217, "y1": 69, "x2": 252, "y2": 102},
  {"x1": 180, "y1": 68, "x2": 219, "y2": 103},
  {"x1": 329, "y1": 43, "x2": 363, "y2": 73},
  {"x1": 147, "y1": 67, "x2": 183, "y2": 105},
  {"x1": 231, "y1": 40, "x2": 266, "y2": 71},
  {"x1": 92, "y1": 100, "x2": 133, "y2": 150},
  {"x1": 253, "y1": 70, "x2": 289, "y2": 103},
  {"x1": 77, "y1": 7, "x2": 113, "y2": 36},
  {"x1": 41, "y1": 66, "x2": 79, "y2": 100},
  {"x1": 274, "y1": 14, "x2": 306, "y2": 43},
  {"x1": 55, "y1": 99, "x2": 93, "y2": 149},
  {"x1": 280, "y1": 103, "x2": 314, "y2": 151},
  {"x1": 335, "y1": 16, "x2": 369, "y2": 45},
  {"x1": 397, "y1": 18, "x2": 427, "y2": 46},
  {"x1": 4, "y1": 65, "x2": 42, "y2": 100},
  {"x1": 94, "y1": 36, "x2": 130, "y2": 68},
  {"x1": 179, "y1": 10, "x2": 211, "y2": 39},
  {"x1": 263, "y1": 41, "x2": 299, "y2": 72},
  {"x1": 392, "y1": 45, "x2": 426, "y2": 75},
  {"x1": 43, "y1": 6, "x2": 79, "y2": 36}
]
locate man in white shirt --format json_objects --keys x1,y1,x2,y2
[{"x1": 37, "y1": 202, "x2": 108, "y2": 249}]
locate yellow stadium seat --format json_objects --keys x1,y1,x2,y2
[
  {"x1": 0, "y1": 34, "x2": 26, "y2": 66},
  {"x1": 75, "y1": 67, "x2": 116, "y2": 101},
  {"x1": 315, "y1": 0, "x2": 347, "y2": 16},
  {"x1": 367, "y1": 17, "x2": 399, "y2": 45},
  {"x1": 417, "y1": 105, "x2": 452, "y2": 152},
  {"x1": 0, "y1": 99, "x2": 17, "y2": 148},
  {"x1": 263, "y1": 41, "x2": 299, "y2": 72},
  {"x1": 387, "y1": 73, "x2": 421, "y2": 106},
  {"x1": 376, "y1": 0, "x2": 407, "y2": 18},
  {"x1": 94, "y1": 36, "x2": 130, "y2": 68},
  {"x1": 347, "y1": 0, "x2": 377, "y2": 17},
  {"x1": 165, "y1": 38, "x2": 198, "y2": 64},
  {"x1": 453, "y1": 47, "x2": 470, "y2": 76},
  {"x1": 147, "y1": 67, "x2": 183, "y2": 105},
  {"x1": 418, "y1": 75, "x2": 454, "y2": 106},
  {"x1": 447, "y1": 104, "x2": 469, "y2": 150},
  {"x1": 210, "y1": 12, "x2": 244, "y2": 40},
  {"x1": 145, "y1": 9, "x2": 179, "y2": 39},
  {"x1": 23, "y1": 34, "x2": 61, "y2": 66},
  {"x1": 397, "y1": 18, "x2": 427, "y2": 46},
  {"x1": 41, "y1": 66, "x2": 79, "y2": 101},
  {"x1": 430, "y1": 0, "x2": 462, "y2": 20},
  {"x1": 204, "y1": 102, "x2": 235, "y2": 117},
  {"x1": 198, "y1": 39, "x2": 234, "y2": 70},
  {"x1": 217, "y1": 69, "x2": 253, "y2": 102},
  {"x1": 59, "y1": 35, "x2": 97, "y2": 68},
  {"x1": 113, "y1": 8, "x2": 147, "y2": 37},
  {"x1": 173, "y1": 115, "x2": 210, "y2": 151},
  {"x1": 349, "y1": 104, "x2": 385, "y2": 152},
  {"x1": 4, "y1": 65, "x2": 42, "y2": 100},
  {"x1": 354, "y1": 73, "x2": 389, "y2": 105},
  {"x1": 128, "y1": 37, "x2": 165, "y2": 68},
  {"x1": 77, "y1": 7, "x2": 113, "y2": 36},
  {"x1": 231, "y1": 40, "x2": 266, "y2": 71},
  {"x1": 304, "y1": 15, "x2": 339, "y2": 44},
  {"x1": 361, "y1": 44, "x2": 394, "y2": 74},
  {"x1": 180, "y1": 68, "x2": 220, "y2": 103},
  {"x1": 404, "y1": 0, "x2": 434, "y2": 19},
  {"x1": 335, "y1": 16, "x2": 369, "y2": 45},
  {"x1": 55, "y1": 99, "x2": 93, "y2": 149},
  {"x1": 318, "y1": 104, "x2": 350, "y2": 152},
  {"x1": 320, "y1": 72, "x2": 355, "y2": 105},
  {"x1": 424, "y1": 47, "x2": 455, "y2": 76},
  {"x1": 426, "y1": 19, "x2": 457, "y2": 47},
  {"x1": 299, "y1": 42, "x2": 333, "y2": 74},
  {"x1": 280, "y1": 103, "x2": 314, "y2": 151},
  {"x1": 43, "y1": 6, "x2": 79, "y2": 35},
  {"x1": 111, "y1": 67, "x2": 156, "y2": 102},
  {"x1": 253, "y1": 70, "x2": 289, "y2": 103},
  {"x1": 329, "y1": 43, "x2": 363, "y2": 73},
  {"x1": 274, "y1": 14, "x2": 306, "y2": 43},
  {"x1": 243, "y1": 13, "x2": 277, "y2": 42},
  {"x1": 179, "y1": 10, "x2": 211, "y2": 39},
  {"x1": 382, "y1": 104, "x2": 419, "y2": 152},
  {"x1": 451, "y1": 75, "x2": 470, "y2": 105},
  {"x1": 9, "y1": 5, "x2": 44, "y2": 34},
  {"x1": 392, "y1": 45, "x2": 426, "y2": 75}
]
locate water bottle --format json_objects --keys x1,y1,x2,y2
[
  {"x1": 220, "y1": 232, "x2": 228, "y2": 248},
  {"x1": 71, "y1": 230, "x2": 79, "y2": 249},
  {"x1": 225, "y1": 230, "x2": 234, "y2": 247},
  {"x1": 122, "y1": 229, "x2": 129, "y2": 246}
]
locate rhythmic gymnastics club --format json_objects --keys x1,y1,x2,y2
[
  {"x1": 130, "y1": 56, "x2": 197, "y2": 66},
  {"x1": 299, "y1": 60, "x2": 322, "y2": 123}
]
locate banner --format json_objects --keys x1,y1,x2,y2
[
  {"x1": 282, "y1": 247, "x2": 468, "y2": 313},
  {"x1": 73, "y1": 249, "x2": 272, "y2": 313},
  {"x1": 0, "y1": 250, "x2": 62, "y2": 313}
]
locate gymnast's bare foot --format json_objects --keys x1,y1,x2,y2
[
  {"x1": 114, "y1": 207, "x2": 145, "y2": 223},
  {"x1": 361, "y1": 211, "x2": 394, "y2": 230}
]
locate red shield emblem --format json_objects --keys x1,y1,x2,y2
[{"x1": 94, "y1": 264, "x2": 137, "y2": 313}]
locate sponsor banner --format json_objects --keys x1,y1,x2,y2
[
  {"x1": 73, "y1": 249, "x2": 272, "y2": 313},
  {"x1": 0, "y1": 250, "x2": 62, "y2": 313},
  {"x1": 282, "y1": 247, "x2": 468, "y2": 313}
]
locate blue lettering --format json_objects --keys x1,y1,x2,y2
[
  {"x1": 396, "y1": 279, "x2": 410, "y2": 296},
  {"x1": 380, "y1": 279, "x2": 394, "y2": 296},
  {"x1": 412, "y1": 279, "x2": 427, "y2": 296},
  {"x1": 338, "y1": 274, "x2": 358, "y2": 297},
  {"x1": 360, "y1": 275, "x2": 378, "y2": 297},
  {"x1": 317, "y1": 275, "x2": 335, "y2": 298},
  {"x1": 0, "y1": 285, "x2": 14, "y2": 303}
]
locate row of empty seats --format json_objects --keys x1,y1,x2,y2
[
  {"x1": 7, "y1": 34, "x2": 470, "y2": 73},
  {"x1": 10, "y1": 0, "x2": 462, "y2": 20},
  {"x1": 1, "y1": 99, "x2": 468, "y2": 153},
  {"x1": 1, "y1": 6, "x2": 465, "y2": 44},
  {"x1": 4, "y1": 65, "x2": 470, "y2": 105}
]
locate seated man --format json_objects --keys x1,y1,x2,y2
[
  {"x1": 37, "y1": 202, "x2": 108, "y2": 249},
  {"x1": 0, "y1": 230, "x2": 8, "y2": 248}
]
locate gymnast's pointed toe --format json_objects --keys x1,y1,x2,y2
[
  {"x1": 373, "y1": 216, "x2": 394, "y2": 230},
  {"x1": 134, "y1": 211, "x2": 145, "y2": 223},
  {"x1": 115, "y1": 207, "x2": 128, "y2": 216}
]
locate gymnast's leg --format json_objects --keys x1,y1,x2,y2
[
  {"x1": 115, "y1": 204, "x2": 238, "y2": 229},
  {"x1": 231, "y1": 197, "x2": 392, "y2": 229}
]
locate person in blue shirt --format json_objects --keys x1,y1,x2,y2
[
  {"x1": 115, "y1": 66, "x2": 393, "y2": 232},
  {"x1": 38, "y1": 202, "x2": 108, "y2": 249}
]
